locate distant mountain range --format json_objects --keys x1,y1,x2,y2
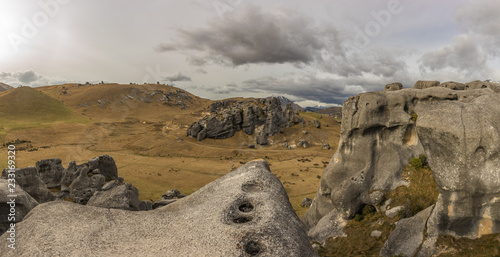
[
  {"x1": 304, "y1": 106, "x2": 342, "y2": 118},
  {"x1": 268, "y1": 96, "x2": 343, "y2": 118},
  {"x1": 0, "y1": 82, "x2": 13, "y2": 92}
]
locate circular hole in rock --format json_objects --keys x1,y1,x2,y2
[
  {"x1": 244, "y1": 240, "x2": 261, "y2": 256},
  {"x1": 233, "y1": 216, "x2": 253, "y2": 224},
  {"x1": 239, "y1": 202, "x2": 254, "y2": 213},
  {"x1": 241, "y1": 181, "x2": 262, "y2": 193}
]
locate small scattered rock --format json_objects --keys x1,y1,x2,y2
[
  {"x1": 255, "y1": 133, "x2": 269, "y2": 145},
  {"x1": 381, "y1": 199, "x2": 392, "y2": 212},
  {"x1": 162, "y1": 189, "x2": 185, "y2": 199},
  {"x1": 371, "y1": 230, "x2": 382, "y2": 237},
  {"x1": 313, "y1": 119, "x2": 321, "y2": 128},
  {"x1": 298, "y1": 139, "x2": 309, "y2": 148},
  {"x1": 302, "y1": 198, "x2": 312, "y2": 207},
  {"x1": 385, "y1": 206, "x2": 405, "y2": 218}
]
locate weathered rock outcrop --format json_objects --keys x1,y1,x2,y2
[
  {"x1": 0, "y1": 180, "x2": 39, "y2": 235},
  {"x1": 0, "y1": 160, "x2": 318, "y2": 256},
  {"x1": 384, "y1": 82, "x2": 403, "y2": 91},
  {"x1": 302, "y1": 82, "x2": 500, "y2": 254},
  {"x1": 87, "y1": 155, "x2": 118, "y2": 180},
  {"x1": 187, "y1": 97, "x2": 297, "y2": 143},
  {"x1": 1, "y1": 167, "x2": 55, "y2": 203},
  {"x1": 35, "y1": 158, "x2": 64, "y2": 188},
  {"x1": 413, "y1": 80, "x2": 440, "y2": 89},
  {"x1": 69, "y1": 166, "x2": 106, "y2": 204},
  {"x1": 153, "y1": 188, "x2": 185, "y2": 209},
  {"x1": 87, "y1": 182, "x2": 152, "y2": 211}
]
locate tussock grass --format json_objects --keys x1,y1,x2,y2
[
  {"x1": 435, "y1": 234, "x2": 500, "y2": 257},
  {"x1": 318, "y1": 163, "x2": 439, "y2": 256}
]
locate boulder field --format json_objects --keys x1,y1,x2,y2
[{"x1": 302, "y1": 81, "x2": 500, "y2": 256}]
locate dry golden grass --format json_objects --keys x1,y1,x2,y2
[{"x1": 1, "y1": 83, "x2": 341, "y2": 216}]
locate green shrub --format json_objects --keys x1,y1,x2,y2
[
  {"x1": 362, "y1": 205, "x2": 376, "y2": 216},
  {"x1": 410, "y1": 113, "x2": 418, "y2": 122},
  {"x1": 411, "y1": 154, "x2": 428, "y2": 169}
]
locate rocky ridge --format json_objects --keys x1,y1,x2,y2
[
  {"x1": 303, "y1": 80, "x2": 500, "y2": 256},
  {"x1": 77, "y1": 87, "x2": 194, "y2": 110}
]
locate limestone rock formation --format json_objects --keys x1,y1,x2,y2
[
  {"x1": 0, "y1": 160, "x2": 318, "y2": 257},
  {"x1": 153, "y1": 189, "x2": 185, "y2": 209},
  {"x1": 35, "y1": 158, "x2": 64, "y2": 188},
  {"x1": 187, "y1": 98, "x2": 297, "y2": 144},
  {"x1": 439, "y1": 81, "x2": 465, "y2": 90},
  {"x1": 465, "y1": 80, "x2": 500, "y2": 93},
  {"x1": 413, "y1": 80, "x2": 440, "y2": 89},
  {"x1": 302, "y1": 85, "x2": 500, "y2": 253},
  {"x1": 384, "y1": 82, "x2": 403, "y2": 91},
  {"x1": 60, "y1": 161, "x2": 84, "y2": 193},
  {"x1": 87, "y1": 182, "x2": 152, "y2": 211},
  {"x1": 416, "y1": 90, "x2": 500, "y2": 238},
  {"x1": 380, "y1": 205, "x2": 434, "y2": 257},
  {"x1": 0, "y1": 180, "x2": 39, "y2": 235},
  {"x1": 69, "y1": 166, "x2": 106, "y2": 204},
  {"x1": 1, "y1": 167, "x2": 55, "y2": 203},
  {"x1": 87, "y1": 155, "x2": 118, "y2": 180}
]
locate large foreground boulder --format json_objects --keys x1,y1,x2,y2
[
  {"x1": 0, "y1": 180, "x2": 39, "y2": 235},
  {"x1": 0, "y1": 160, "x2": 318, "y2": 256}
]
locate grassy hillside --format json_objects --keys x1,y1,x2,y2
[
  {"x1": 0, "y1": 87, "x2": 88, "y2": 141},
  {"x1": 38, "y1": 83, "x2": 211, "y2": 123},
  {"x1": 0, "y1": 87, "x2": 85, "y2": 123}
]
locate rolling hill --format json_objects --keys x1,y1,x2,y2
[
  {"x1": 0, "y1": 86, "x2": 86, "y2": 125},
  {"x1": 0, "y1": 82, "x2": 13, "y2": 92},
  {"x1": 38, "y1": 83, "x2": 211, "y2": 123}
]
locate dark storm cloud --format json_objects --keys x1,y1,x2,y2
[
  {"x1": 241, "y1": 73, "x2": 413, "y2": 105},
  {"x1": 156, "y1": 3, "x2": 410, "y2": 83},
  {"x1": 156, "y1": 5, "x2": 329, "y2": 66},
  {"x1": 163, "y1": 72, "x2": 192, "y2": 82}
]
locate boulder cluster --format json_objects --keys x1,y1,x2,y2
[
  {"x1": 78, "y1": 88, "x2": 194, "y2": 110},
  {"x1": 303, "y1": 80, "x2": 500, "y2": 256},
  {"x1": 0, "y1": 155, "x2": 180, "y2": 236},
  {"x1": 187, "y1": 97, "x2": 298, "y2": 144}
]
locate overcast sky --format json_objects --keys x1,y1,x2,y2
[{"x1": 1, "y1": 0, "x2": 499, "y2": 107}]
